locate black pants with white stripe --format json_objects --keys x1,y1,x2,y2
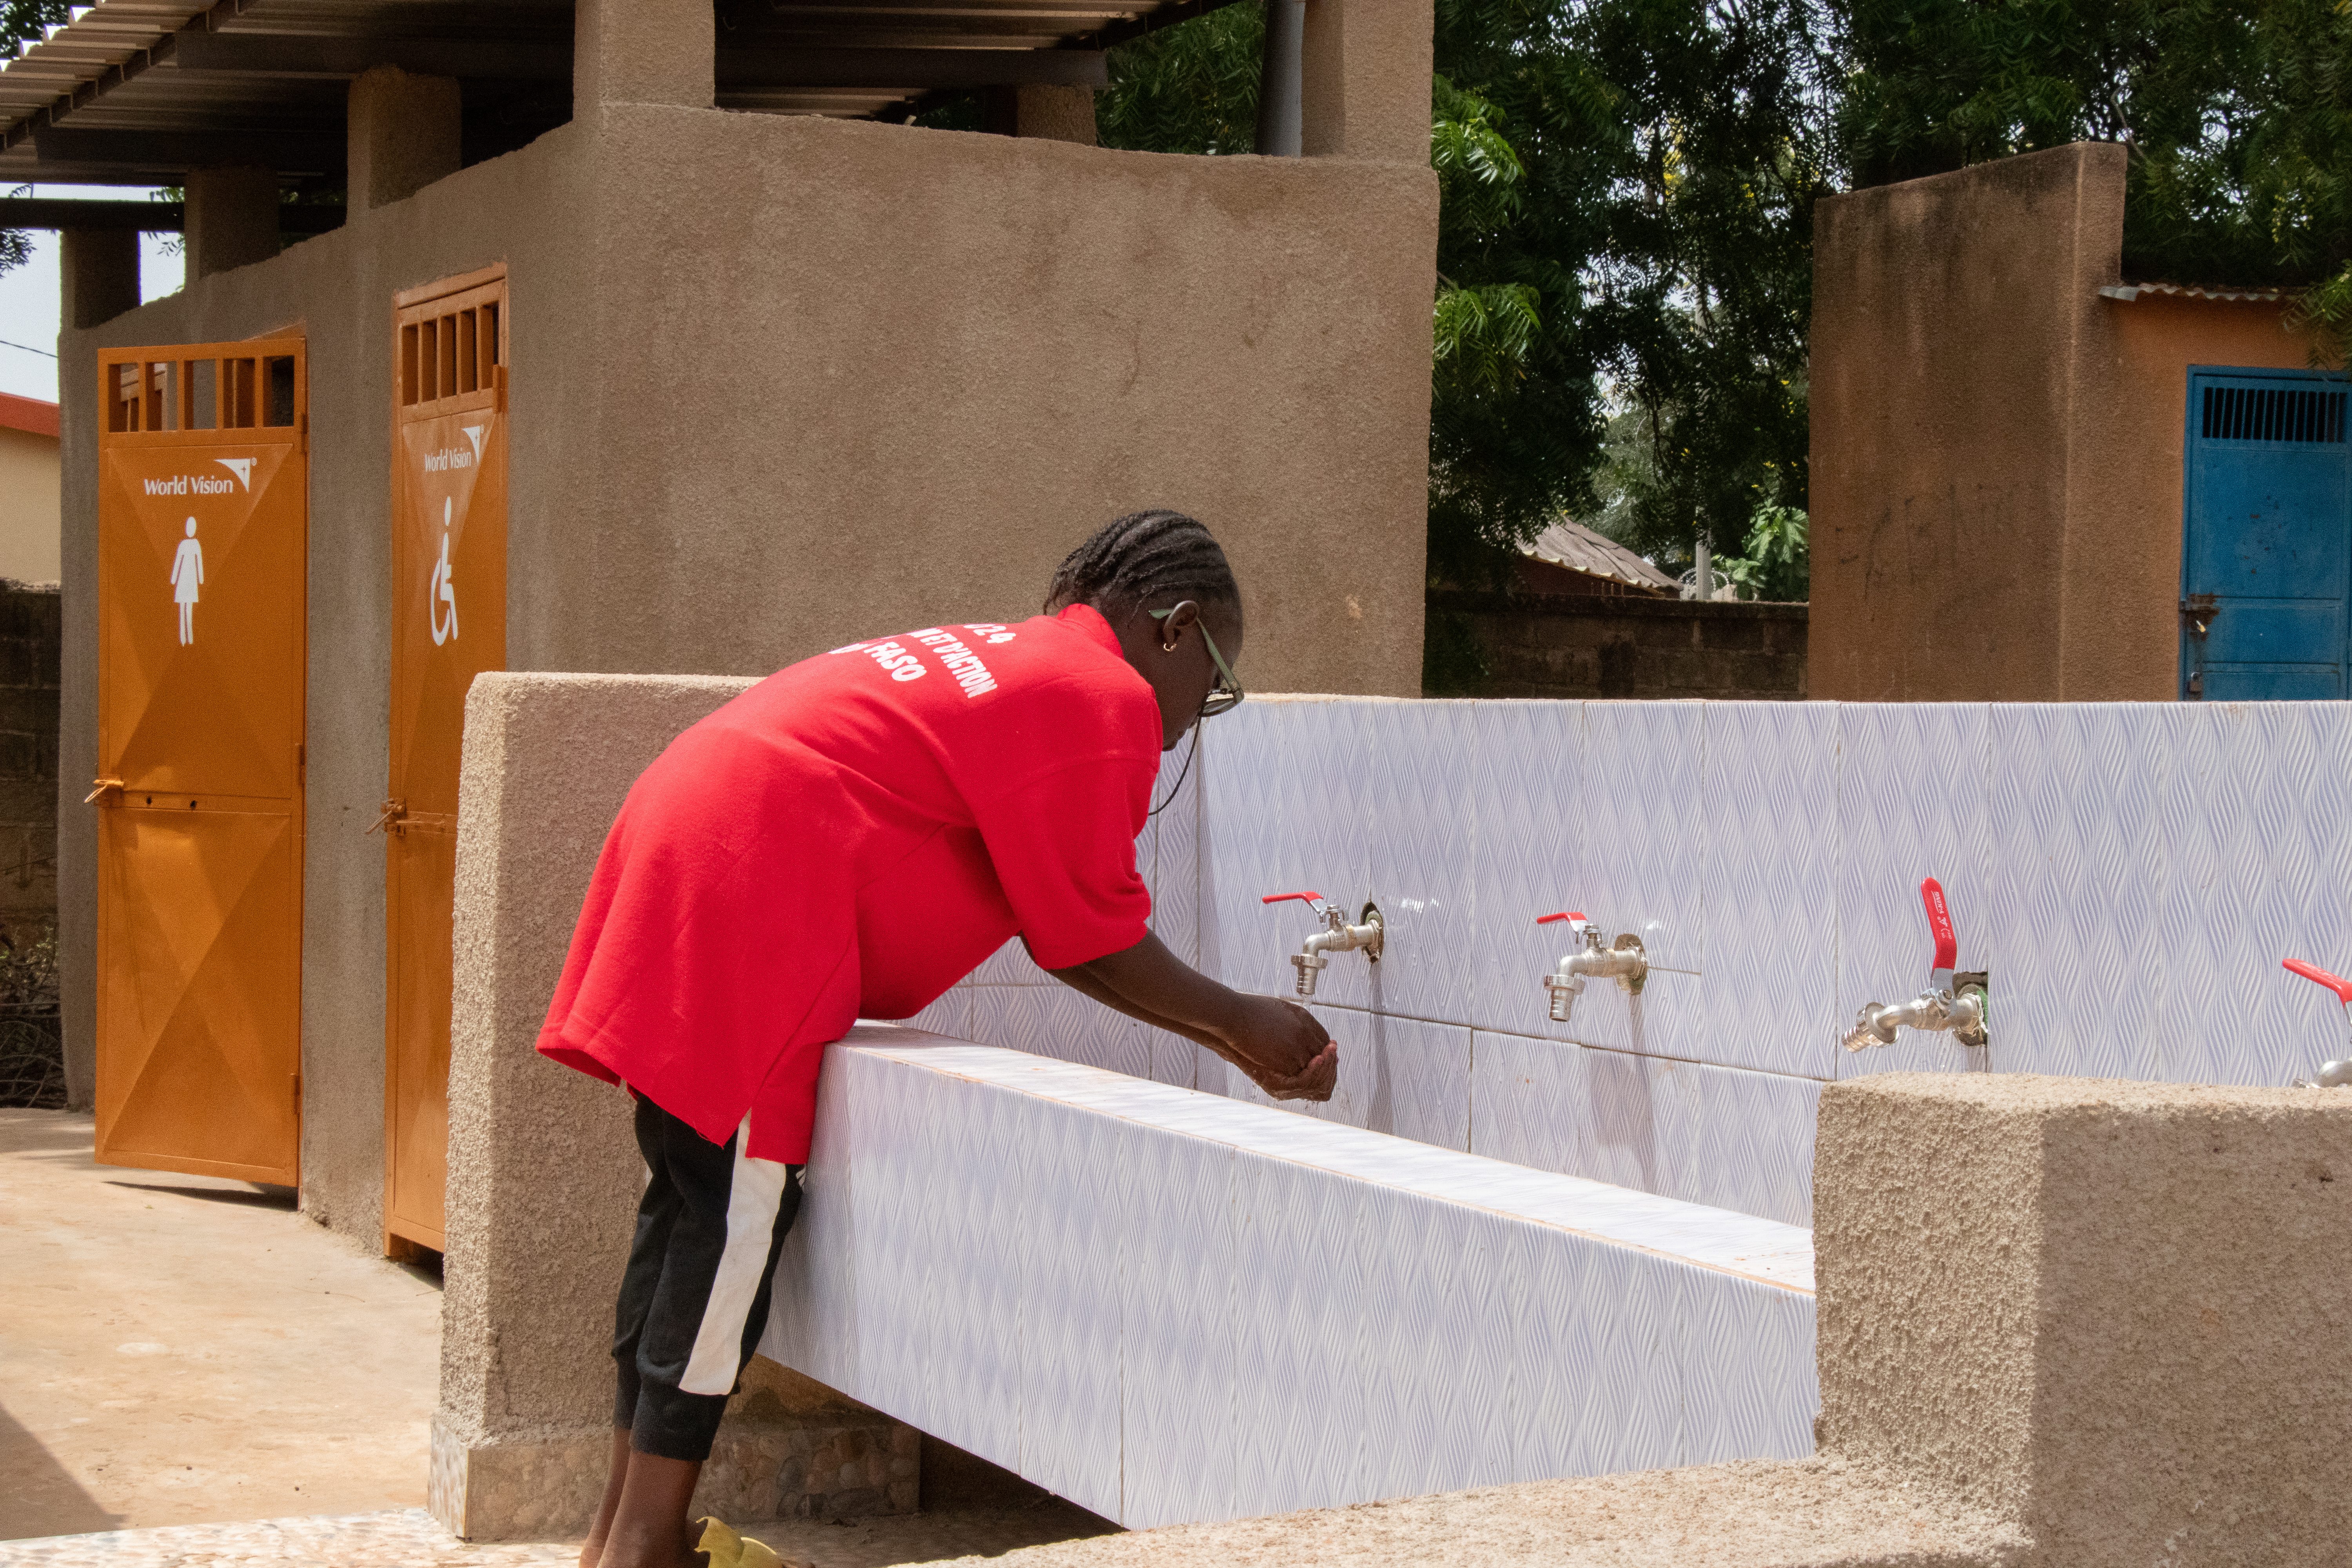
[{"x1": 613, "y1": 1095, "x2": 805, "y2": 1460}]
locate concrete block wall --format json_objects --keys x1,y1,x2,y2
[
  {"x1": 1430, "y1": 589, "x2": 1809, "y2": 701},
  {"x1": 0, "y1": 581, "x2": 58, "y2": 953}
]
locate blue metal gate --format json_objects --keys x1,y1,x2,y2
[{"x1": 2181, "y1": 367, "x2": 2352, "y2": 700}]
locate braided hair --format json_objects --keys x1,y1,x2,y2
[{"x1": 1043, "y1": 509, "x2": 1242, "y2": 625}]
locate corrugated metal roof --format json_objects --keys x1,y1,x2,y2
[
  {"x1": 0, "y1": 0, "x2": 1201, "y2": 185},
  {"x1": 1522, "y1": 519, "x2": 1680, "y2": 593},
  {"x1": 2099, "y1": 282, "x2": 2292, "y2": 305}
]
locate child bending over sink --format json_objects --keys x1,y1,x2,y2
[{"x1": 536, "y1": 508, "x2": 1338, "y2": 1568}]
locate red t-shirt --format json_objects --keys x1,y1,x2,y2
[{"x1": 537, "y1": 604, "x2": 1162, "y2": 1161}]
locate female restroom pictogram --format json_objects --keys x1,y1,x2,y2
[{"x1": 169, "y1": 517, "x2": 203, "y2": 645}]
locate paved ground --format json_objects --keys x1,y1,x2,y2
[
  {"x1": 0, "y1": 1109, "x2": 445, "y2": 1536},
  {"x1": 0, "y1": 1501, "x2": 1114, "y2": 1568},
  {"x1": 0, "y1": 1109, "x2": 1116, "y2": 1565}
]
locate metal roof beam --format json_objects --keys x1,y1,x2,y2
[
  {"x1": 172, "y1": 31, "x2": 572, "y2": 80},
  {"x1": 716, "y1": 46, "x2": 1107, "y2": 88},
  {"x1": 33, "y1": 126, "x2": 344, "y2": 177},
  {"x1": 0, "y1": 196, "x2": 345, "y2": 232}
]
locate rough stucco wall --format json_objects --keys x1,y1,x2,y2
[
  {"x1": 1303, "y1": 0, "x2": 1436, "y2": 163},
  {"x1": 58, "y1": 104, "x2": 1434, "y2": 1244},
  {"x1": 1811, "y1": 144, "x2": 2123, "y2": 702},
  {"x1": 1816, "y1": 1073, "x2": 2352, "y2": 1566},
  {"x1": 57, "y1": 124, "x2": 597, "y2": 1234},
  {"x1": 526, "y1": 104, "x2": 1436, "y2": 695},
  {"x1": 1813, "y1": 1076, "x2": 2042, "y2": 1517},
  {"x1": 442, "y1": 673, "x2": 753, "y2": 1444},
  {"x1": 2065, "y1": 295, "x2": 2323, "y2": 701}
]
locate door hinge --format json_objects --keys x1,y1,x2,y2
[
  {"x1": 369, "y1": 798, "x2": 408, "y2": 835},
  {"x1": 83, "y1": 777, "x2": 123, "y2": 805}
]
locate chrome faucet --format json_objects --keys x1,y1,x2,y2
[
  {"x1": 1263, "y1": 891, "x2": 1383, "y2": 998},
  {"x1": 1840, "y1": 877, "x2": 1990, "y2": 1052},
  {"x1": 2282, "y1": 958, "x2": 2352, "y2": 1087},
  {"x1": 1535, "y1": 911, "x2": 1647, "y2": 1024}
]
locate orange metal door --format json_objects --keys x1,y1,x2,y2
[
  {"x1": 92, "y1": 342, "x2": 306, "y2": 1186},
  {"x1": 383, "y1": 268, "x2": 508, "y2": 1252}
]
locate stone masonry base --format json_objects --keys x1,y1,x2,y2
[{"x1": 428, "y1": 1409, "x2": 919, "y2": 1542}]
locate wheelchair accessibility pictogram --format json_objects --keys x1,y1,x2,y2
[{"x1": 429, "y1": 497, "x2": 459, "y2": 646}]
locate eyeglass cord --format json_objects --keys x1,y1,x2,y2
[{"x1": 1148, "y1": 724, "x2": 1200, "y2": 819}]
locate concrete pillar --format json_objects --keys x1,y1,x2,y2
[
  {"x1": 183, "y1": 167, "x2": 281, "y2": 280},
  {"x1": 574, "y1": 0, "x2": 713, "y2": 110},
  {"x1": 432, "y1": 673, "x2": 917, "y2": 1540},
  {"x1": 59, "y1": 230, "x2": 138, "y2": 330},
  {"x1": 1814, "y1": 1074, "x2": 2352, "y2": 1565},
  {"x1": 1300, "y1": 0, "x2": 1434, "y2": 162},
  {"x1": 348, "y1": 65, "x2": 463, "y2": 211},
  {"x1": 1014, "y1": 84, "x2": 1096, "y2": 145}
]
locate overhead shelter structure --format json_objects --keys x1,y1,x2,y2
[{"x1": 28, "y1": 0, "x2": 1439, "y2": 1256}]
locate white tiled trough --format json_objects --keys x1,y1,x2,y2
[{"x1": 759, "y1": 1027, "x2": 1817, "y2": 1530}]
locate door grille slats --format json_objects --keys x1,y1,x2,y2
[{"x1": 2201, "y1": 384, "x2": 2348, "y2": 443}]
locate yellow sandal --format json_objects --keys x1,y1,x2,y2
[{"x1": 694, "y1": 1516, "x2": 809, "y2": 1568}]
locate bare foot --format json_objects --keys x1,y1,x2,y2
[{"x1": 592, "y1": 1527, "x2": 704, "y2": 1568}]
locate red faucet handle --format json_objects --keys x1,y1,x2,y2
[
  {"x1": 1261, "y1": 891, "x2": 1325, "y2": 909},
  {"x1": 1920, "y1": 878, "x2": 1958, "y2": 973},
  {"x1": 1535, "y1": 911, "x2": 1588, "y2": 926},
  {"x1": 2284, "y1": 958, "x2": 2352, "y2": 1005}
]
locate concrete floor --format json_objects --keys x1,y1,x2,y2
[
  {"x1": 0, "y1": 1109, "x2": 1119, "y2": 1566},
  {"x1": 0, "y1": 1108, "x2": 445, "y2": 1537}
]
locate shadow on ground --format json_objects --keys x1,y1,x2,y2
[{"x1": 0, "y1": 1405, "x2": 124, "y2": 1540}]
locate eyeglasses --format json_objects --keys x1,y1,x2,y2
[{"x1": 1150, "y1": 608, "x2": 1244, "y2": 719}]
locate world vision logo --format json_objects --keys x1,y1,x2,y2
[{"x1": 141, "y1": 456, "x2": 254, "y2": 497}]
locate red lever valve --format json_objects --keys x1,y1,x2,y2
[
  {"x1": 1261, "y1": 891, "x2": 1325, "y2": 908},
  {"x1": 1535, "y1": 911, "x2": 1588, "y2": 926},
  {"x1": 1920, "y1": 878, "x2": 1958, "y2": 973},
  {"x1": 2285, "y1": 958, "x2": 2352, "y2": 1005}
]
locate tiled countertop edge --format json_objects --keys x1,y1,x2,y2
[{"x1": 843, "y1": 1024, "x2": 1815, "y2": 1294}]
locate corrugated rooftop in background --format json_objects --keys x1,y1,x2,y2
[
  {"x1": 2098, "y1": 282, "x2": 2294, "y2": 304},
  {"x1": 1522, "y1": 517, "x2": 1680, "y2": 593}
]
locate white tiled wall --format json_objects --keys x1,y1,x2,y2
[
  {"x1": 919, "y1": 696, "x2": 2352, "y2": 1234},
  {"x1": 1186, "y1": 697, "x2": 2352, "y2": 1231}
]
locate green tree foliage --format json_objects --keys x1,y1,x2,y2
[
  {"x1": 0, "y1": 3, "x2": 67, "y2": 277},
  {"x1": 0, "y1": 0, "x2": 65, "y2": 59},
  {"x1": 1432, "y1": 0, "x2": 1828, "y2": 583},
  {"x1": 1714, "y1": 502, "x2": 1810, "y2": 601},
  {"x1": 1834, "y1": 0, "x2": 2352, "y2": 361},
  {"x1": 1098, "y1": 2, "x2": 1263, "y2": 152}
]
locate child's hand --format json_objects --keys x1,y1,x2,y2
[{"x1": 1220, "y1": 995, "x2": 1338, "y2": 1101}]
